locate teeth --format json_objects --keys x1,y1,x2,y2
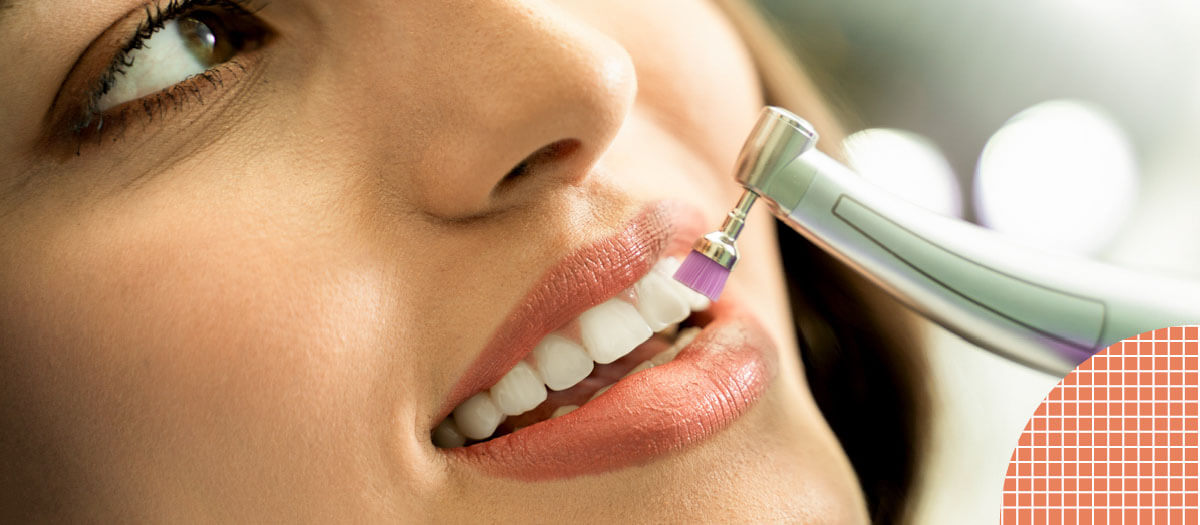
[
  {"x1": 649, "y1": 351, "x2": 675, "y2": 367},
  {"x1": 687, "y1": 295, "x2": 711, "y2": 311},
  {"x1": 489, "y1": 361, "x2": 547, "y2": 416},
  {"x1": 452, "y1": 393, "x2": 504, "y2": 440},
  {"x1": 658, "y1": 323, "x2": 680, "y2": 339},
  {"x1": 651, "y1": 326, "x2": 702, "y2": 366},
  {"x1": 589, "y1": 384, "x2": 612, "y2": 401},
  {"x1": 551, "y1": 405, "x2": 579, "y2": 418},
  {"x1": 432, "y1": 418, "x2": 466, "y2": 448},
  {"x1": 579, "y1": 298, "x2": 653, "y2": 364},
  {"x1": 532, "y1": 334, "x2": 594, "y2": 391},
  {"x1": 634, "y1": 270, "x2": 692, "y2": 331},
  {"x1": 674, "y1": 326, "x2": 703, "y2": 349},
  {"x1": 437, "y1": 258, "x2": 713, "y2": 448},
  {"x1": 625, "y1": 360, "x2": 654, "y2": 377},
  {"x1": 659, "y1": 258, "x2": 713, "y2": 311}
]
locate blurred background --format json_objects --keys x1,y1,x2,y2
[{"x1": 756, "y1": 0, "x2": 1200, "y2": 522}]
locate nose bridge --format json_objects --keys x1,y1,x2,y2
[
  {"x1": 444, "y1": 2, "x2": 625, "y2": 131},
  {"x1": 386, "y1": 1, "x2": 637, "y2": 219}
]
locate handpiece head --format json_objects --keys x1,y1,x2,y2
[
  {"x1": 673, "y1": 107, "x2": 820, "y2": 301},
  {"x1": 733, "y1": 107, "x2": 819, "y2": 200}
]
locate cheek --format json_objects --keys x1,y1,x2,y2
[{"x1": 0, "y1": 178, "x2": 404, "y2": 509}]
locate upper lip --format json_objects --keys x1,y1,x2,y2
[{"x1": 433, "y1": 200, "x2": 707, "y2": 425}]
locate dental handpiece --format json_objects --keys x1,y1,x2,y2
[{"x1": 681, "y1": 106, "x2": 1200, "y2": 375}]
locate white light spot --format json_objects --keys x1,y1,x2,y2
[
  {"x1": 975, "y1": 100, "x2": 1138, "y2": 255},
  {"x1": 844, "y1": 128, "x2": 963, "y2": 218}
]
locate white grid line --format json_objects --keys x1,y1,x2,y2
[{"x1": 1000, "y1": 326, "x2": 1200, "y2": 524}]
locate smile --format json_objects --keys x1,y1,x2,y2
[
  {"x1": 433, "y1": 256, "x2": 713, "y2": 447},
  {"x1": 432, "y1": 202, "x2": 778, "y2": 480}
]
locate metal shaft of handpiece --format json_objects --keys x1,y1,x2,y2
[
  {"x1": 740, "y1": 107, "x2": 1200, "y2": 374},
  {"x1": 691, "y1": 190, "x2": 758, "y2": 270},
  {"x1": 719, "y1": 190, "x2": 758, "y2": 241}
]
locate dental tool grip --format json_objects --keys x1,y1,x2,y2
[{"x1": 759, "y1": 149, "x2": 1200, "y2": 375}]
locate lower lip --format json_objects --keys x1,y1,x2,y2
[{"x1": 448, "y1": 297, "x2": 778, "y2": 480}]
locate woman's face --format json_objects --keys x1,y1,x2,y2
[{"x1": 0, "y1": 0, "x2": 865, "y2": 521}]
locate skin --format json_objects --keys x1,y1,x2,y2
[{"x1": 0, "y1": 0, "x2": 867, "y2": 522}]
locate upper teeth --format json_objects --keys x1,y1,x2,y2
[
  {"x1": 634, "y1": 270, "x2": 692, "y2": 332},
  {"x1": 579, "y1": 298, "x2": 653, "y2": 365},
  {"x1": 435, "y1": 257, "x2": 712, "y2": 446},
  {"x1": 657, "y1": 257, "x2": 712, "y2": 311},
  {"x1": 532, "y1": 335, "x2": 594, "y2": 391},
  {"x1": 488, "y1": 361, "x2": 547, "y2": 416}
]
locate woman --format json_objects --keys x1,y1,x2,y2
[{"x1": 0, "y1": 0, "x2": 926, "y2": 522}]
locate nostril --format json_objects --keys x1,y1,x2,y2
[
  {"x1": 505, "y1": 160, "x2": 531, "y2": 183},
  {"x1": 495, "y1": 139, "x2": 582, "y2": 193}
]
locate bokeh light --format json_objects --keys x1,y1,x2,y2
[
  {"x1": 974, "y1": 100, "x2": 1139, "y2": 255},
  {"x1": 843, "y1": 128, "x2": 963, "y2": 218}
]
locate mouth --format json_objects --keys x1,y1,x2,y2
[
  {"x1": 431, "y1": 202, "x2": 778, "y2": 480},
  {"x1": 433, "y1": 255, "x2": 713, "y2": 448}
]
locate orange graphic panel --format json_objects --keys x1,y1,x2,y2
[{"x1": 1001, "y1": 326, "x2": 1200, "y2": 524}]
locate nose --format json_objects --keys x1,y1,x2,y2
[{"x1": 385, "y1": 2, "x2": 637, "y2": 219}]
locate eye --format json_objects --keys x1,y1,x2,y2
[
  {"x1": 97, "y1": 12, "x2": 247, "y2": 112},
  {"x1": 54, "y1": 0, "x2": 271, "y2": 144}
]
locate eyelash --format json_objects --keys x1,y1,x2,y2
[{"x1": 70, "y1": 0, "x2": 265, "y2": 147}]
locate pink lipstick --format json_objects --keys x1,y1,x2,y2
[{"x1": 434, "y1": 201, "x2": 778, "y2": 479}]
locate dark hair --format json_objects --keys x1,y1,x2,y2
[
  {"x1": 707, "y1": 2, "x2": 932, "y2": 520},
  {"x1": 779, "y1": 223, "x2": 931, "y2": 524}
]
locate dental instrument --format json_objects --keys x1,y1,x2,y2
[{"x1": 675, "y1": 106, "x2": 1200, "y2": 375}]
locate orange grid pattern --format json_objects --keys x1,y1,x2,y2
[{"x1": 1001, "y1": 326, "x2": 1200, "y2": 524}]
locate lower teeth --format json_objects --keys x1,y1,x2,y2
[
  {"x1": 589, "y1": 384, "x2": 612, "y2": 402},
  {"x1": 551, "y1": 405, "x2": 578, "y2": 418}
]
